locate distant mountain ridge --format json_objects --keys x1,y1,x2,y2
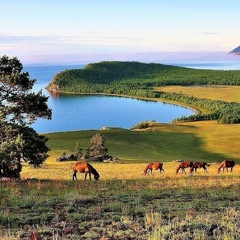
[{"x1": 229, "y1": 45, "x2": 240, "y2": 55}]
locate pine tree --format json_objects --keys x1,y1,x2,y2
[
  {"x1": 86, "y1": 134, "x2": 108, "y2": 161},
  {"x1": 0, "y1": 55, "x2": 52, "y2": 178}
]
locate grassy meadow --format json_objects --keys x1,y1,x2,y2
[
  {"x1": 1, "y1": 85, "x2": 240, "y2": 239},
  {"x1": 156, "y1": 85, "x2": 240, "y2": 103}
]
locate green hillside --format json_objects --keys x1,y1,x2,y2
[
  {"x1": 48, "y1": 61, "x2": 240, "y2": 89},
  {"x1": 45, "y1": 122, "x2": 240, "y2": 164},
  {"x1": 46, "y1": 61, "x2": 240, "y2": 124}
]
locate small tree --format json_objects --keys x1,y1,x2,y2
[
  {"x1": 75, "y1": 141, "x2": 83, "y2": 160},
  {"x1": 0, "y1": 55, "x2": 52, "y2": 178},
  {"x1": 86, "y1": 133, "x2": 108, "y2": 161}
]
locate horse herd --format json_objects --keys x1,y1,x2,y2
[{"x1": 71, "y1": 160, "x2": 236, "y2": 181}]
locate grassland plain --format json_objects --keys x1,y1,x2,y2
[
  {"x1": 156, "y1": 85, "x2": 240, "y2": 103},
  {"x1": 1, "y1": 84, "x2": 240, "y2": 239}
]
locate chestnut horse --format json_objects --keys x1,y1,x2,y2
[
  {"x1": 72, "y1": 162, "x2": 100, "y2": 181},
  {"x1": 190, "y1": 162, "x2": 211, "y2": 173},
  {"x1": 176, "y1": 161, "x2": 193, "y2": 174},
  {"x1": 144, "y1": 162, "x2": 164, "y2": 175},
  {"x1": 218, "y1": 160, "x2": 235, "y2": 173}
]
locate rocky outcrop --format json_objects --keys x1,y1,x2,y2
[
  {"x1": 229, "y1": 45, "x2": 240, "y2": 55},
  {"x1": 45, "y1": 82, "x2": 60, "y2": 92}
]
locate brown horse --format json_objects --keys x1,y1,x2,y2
[
  {"x1": 190, "y1": 162, "x2": 211, "y2": 173},
  {"x1": 144, "y1": 162, "x2": 164, "y2": 175},
  {"x1": 218, "y1": 160, "x2": 235, "y2": 173},
  {"x1": 176, "y1": 161, "x2": 193, "y2": 174},
  {"x1": 72, "y1": 162, "x2": 100, "y2": 181}
]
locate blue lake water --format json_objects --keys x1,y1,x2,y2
[{"x1": 24, "y1": 62, "x2": 240, "y2": 133}]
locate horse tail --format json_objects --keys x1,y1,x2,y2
[
  {"x1": 160, "y1": 163, "x2": 164, "y2": 172},
  {"x1": 206, "y1": 163, "x2": 211, "y2": 166}
]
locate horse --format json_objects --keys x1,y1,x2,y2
[
  {"x1": 190, "y1": 162, "x2": 211, "y2": 173},
  {"x1": 218, "y1": 160, "x2": 235, "y2": 173},
  {"x1": 72, "y1": 162, "x2": 100, "y2": 181},
  {"x1": 144, "y1": 162, "x2": 164, "y2": 175},
  {"x1": 176, "y1": 161, "x2": 193, "y2": 174}
]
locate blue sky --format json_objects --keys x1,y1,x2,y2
[{"x1": 1, "y1": 0, "x2": 240, "y2": 65}]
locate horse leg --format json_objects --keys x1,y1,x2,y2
[
  {"x1": 89, "y1": 173, "x2": 92, "y2": 180},
  {"x1": 73, "y1": 171, "x2": 77, "y2": 181}
]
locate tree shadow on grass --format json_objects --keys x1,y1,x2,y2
[{"x1": 104, "y1": 129, "x2": 240, "y2": 163}]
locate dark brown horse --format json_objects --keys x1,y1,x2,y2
[
  {"x1": 72, "y1": 162, "x2": 100, "y2": 181},
  {"x1": 218, "y1": 160, "x2": 235, "y2": 173},
  {"x1": 176, "y1": 161, "x2": 193, "y2": 174},
  {"x1": 190, "y1": 162, "x2": 211, "y2": 173},
  {"x1": 144, "y1": 162, "x2": 164, "y2": 175}
]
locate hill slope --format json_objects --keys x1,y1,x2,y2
[{"x1": 47, "y1": 61, "x2": 240, "y2": 92}]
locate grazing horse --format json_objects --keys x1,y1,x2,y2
[
  {"x1": 144, "y1": 162, "x2": 164, "y2": 175},
  {"x1": 72, "y1": 162, "x2": 100, "y2": 181},
  {"x1": 218, "y1": 160, "x2": 235, "y2": 173},
  {"x1": 191, "y1": 162, "x2": 211, "y2": 173},
  {"x1": 176, "y1": 161, "x2": 193, "y2": 174}
]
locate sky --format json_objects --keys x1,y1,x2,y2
[{"x1": 1, "y1": 0, "x2": 240, "y2": 65}]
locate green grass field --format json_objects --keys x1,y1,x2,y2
[{"x1": 43, "y1": 120, "x2": 240, "y2": 166}]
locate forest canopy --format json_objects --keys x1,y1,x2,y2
[{"x1": 47, "y1": 61, "x2": 240, "y2": 124}]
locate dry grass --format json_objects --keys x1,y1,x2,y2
[
  {"x1": 21, "y1": 161, "x2": 240, "y2": 183},
  {"x1": 155, "y1": 85, "x2": 240, "y2": 103}
]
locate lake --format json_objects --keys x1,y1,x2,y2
[{"x1": 24, "y1": 62, "x2": 240, "y2": 133}]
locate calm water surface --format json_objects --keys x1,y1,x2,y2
[{"x1": 24, "y1": 62, "x2": 240, "y2": 133}]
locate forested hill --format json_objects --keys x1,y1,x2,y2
[
  {"x1": 47, "y1": 61, "x2": 240, "y2": 91},
  {"x1": 47, "y1": 61, "x2": 240, "y2": 124}
]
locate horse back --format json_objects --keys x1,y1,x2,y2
[
  {"x1": 152, "y1": 162, "x2": 163, "y2": 170},
  {"x1": 72, "y1": 162, "x2": 89, "y2": 173}
]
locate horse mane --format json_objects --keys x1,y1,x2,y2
[
  {"x1": 87, "y1": 163, "x2": 99, "y2": 178},
  {"x1": 144, "y1": 163, "x2": 151, "y2": 174},
  {"x1": 218, "y1": 162, "x2": 224, "y2": 172}
]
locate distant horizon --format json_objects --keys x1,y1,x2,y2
[{"x1": 20, "y1": 50, "x2": 240, "y2": 66}]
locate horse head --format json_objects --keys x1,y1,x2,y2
[{"x1": 94, "y1": 172, "x2": 100, "y2": 181}]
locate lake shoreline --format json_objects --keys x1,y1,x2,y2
[{"x1": 46, "y1": 87, "x2": 200, "y2": 115}]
